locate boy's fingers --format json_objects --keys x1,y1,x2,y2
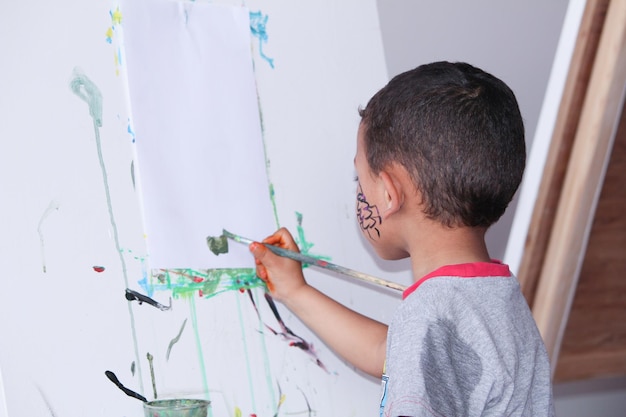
[
  {"x1": 263, "y1": 228, "x2": 299, "y2": 252},
  {"x1": 249, "y1": 241, "x2": 271, "y2": 263},
  {"x1": 249, "y1": 242, "x2": 276, "y2": 274},
  {"x1": 255, "y1": 264, "x2": 268, "y2": 281}
]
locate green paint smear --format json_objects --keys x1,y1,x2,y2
[
  {"x1": 294, "y1": 211, "x2": 330, "y2": 263},
  {"x1": 148, "y1": 268, "x2": 265, "y2": 299},
  {"x1": 235, "y1": 293, "x2": 257, "y2": 411},
  {"x1": 188, "y1": 297, "x2": 212, "y2": 417},
  {"x1": 206, "y1": 235, "x2": 229, "y2": 255}
]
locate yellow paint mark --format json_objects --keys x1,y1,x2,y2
[
  {"x1": 111, "y1": 7, "x2": 123, "y2": 25},
  {"x1": 105, "y1": 27, "x2": 113, "y2": 41},
  {"x1": 278, "y1": 393, "x2": 286, "y2": 406},
  {"x1": 234, "y1": 407, "x2": 242, "y2": 417}
]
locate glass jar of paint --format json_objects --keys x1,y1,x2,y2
[{"x1": 143, "y1": 398, "x2": 210, "y2": 417}]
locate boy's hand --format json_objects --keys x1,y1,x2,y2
[{"x1": 249, "y1": 227, "x2": 307, "y2": 302}]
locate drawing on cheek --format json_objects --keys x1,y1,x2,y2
[{"x1": 356, "y1": 186, "x2": 382, "y2": 239}]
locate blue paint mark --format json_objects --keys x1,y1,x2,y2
[
  {"x1": 127, "y1": 119, "x2": 136, "y2": 143},
  {"x1": 249, "y1": 11, "x2": 274, "y2": 69},
  {"x1": 137, "y1": 273, "x2": 151, "y2": 297}
]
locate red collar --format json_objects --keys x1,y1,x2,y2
[{"x1": 403, "y1": 261, "x2": 511, "y2": 300}]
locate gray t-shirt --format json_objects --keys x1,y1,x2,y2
[{"x1": 380, "y1": 262, "x2": 555, "y2": 417}]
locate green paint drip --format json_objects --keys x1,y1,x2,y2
[
  {"x1": 252, "y1": 73, "x2": 280, "y2": 229},
  {"x1": 235, "y1": 293, "x2": 257, "y2": 411},
  {"x1": 70, "y1": 67, "x2": 144, "y2": 395},
  {"x1": 188, "y1": 297, "x2": 213, "y2": 417},
  {"x1": 268, "y1": 182, "x2": 280, "y2": 228}
]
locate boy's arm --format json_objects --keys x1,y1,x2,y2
[{"x1": 250, "y1": 228, "x2": 387, "y2": 378}]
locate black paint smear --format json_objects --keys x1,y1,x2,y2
[
  {"x1": 273, "y1": 382, "x2": 284, "y2": 417},
  {"x1": 125, "y1": 288, "x2": 171, "y2": 311},
  {"x1": 296, "y1": 385, "x2": 314, "y2": 417},
  {"x1": 105, "y1": 370, "x2": 147, "y2": 402},
  {"x1": 36, "y1": 385, "x2": 57, "y2": 417},
  {"x1": 166, "y1": 318, "x2": 188, "y2": 361},
  {"x1": 130, "y1": 160, "x2": 135, "y2": 190},
  {"x1": 246, "y1": 290, "x2": 328, "y2": 372}
]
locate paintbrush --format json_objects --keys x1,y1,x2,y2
[{"x1": 220, "y1": 229, "x2": 406, "y2": 292}]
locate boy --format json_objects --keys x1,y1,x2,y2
[{"x1": 249, "y1": 61, "x2": 554, "y2": 416}]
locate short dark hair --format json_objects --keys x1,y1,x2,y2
[{"x1": 359, "y1": 61, "x2": 526, "y2": 228}]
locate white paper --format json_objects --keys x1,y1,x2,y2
[{"x1": 122, "y1": 0, "x2": 275, "y2": 268}]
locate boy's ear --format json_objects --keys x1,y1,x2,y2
[{"x1": 379, "y1": 170, "x2": 403, "y2": 219}]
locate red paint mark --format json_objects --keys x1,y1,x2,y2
[
  {"x1": 198, "y1": 290, "x2": 204, "y2": 297},
  {"x1": 93, "y1": 266, "x2": 106, "y2": 273},
  {"x1": 192, "y1": 276, "x2": 203, "y2": 283},
  {"x1": 318, "y1": 260, "x2": 328, "y2": 267}
]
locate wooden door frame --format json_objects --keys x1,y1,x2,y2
[{"x1": 513, "y1": 0, "x2": 626, "y2": 377}]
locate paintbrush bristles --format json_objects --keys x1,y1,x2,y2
[{"x1": 222, "y1": 229, "x2": 253, "y2": 245}]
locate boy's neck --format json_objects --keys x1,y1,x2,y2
[{"x1": 406, "y1": 223, "x2": 492, "y2": 281}]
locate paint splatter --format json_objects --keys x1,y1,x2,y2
[
  {"x1": 206, "y1": 234, "x2": 229, "y2": 255},
  {"x1": 93, "y1": 266, "x2": 106, "y2": 273},
  {"x1": 105, "y1": 27, "x2": 114, "y2": 44},
  {"x1": 105, "y1": 370, "x2": 147, "y2": 402},
  {"x1": 105, "y1": 7, "x2": 124, "y2": 75},
  {"x1": 125, "y1": 288, "x2": 171, "y2": 311},
  {"x1": 166, "y1": 318, "x2": 187, "y2": 360},
  {"x1": 249, "y1": 11, "x2": 274, "y2": 68},
  {"x1": 110, "y1": 7, "x2": 123, "y2": 25},
  {"x1": 38, "y1": 200, "x2": 59, "y2": 273}
]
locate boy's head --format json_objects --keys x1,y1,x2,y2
[{"x1": 358, "y1": 61, "x2": 525, "y2": 229}]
